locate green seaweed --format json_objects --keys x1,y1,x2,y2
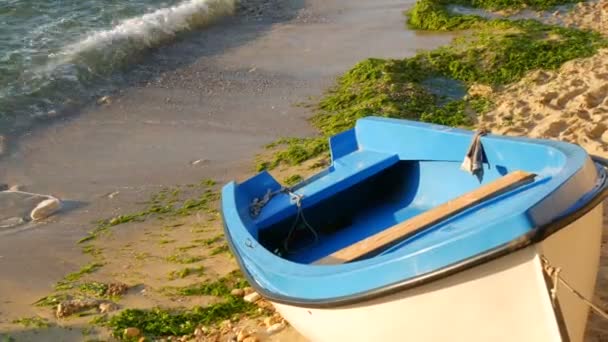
[
  {"x1": 12, "y1": 316, "x2": 50, "y2": 329},
  {"x1": 163, "y1": 271, "x2": 248, "y2": 297},
  {"x1": 33, "y1": 293, "x2": 71, "y2": 307},
  {"x1": 168, "y1": 266, "x2": 205, "y2": 280},
  {"x1": 79, "y1": 282, "x2": 109, "y2": 297},
  {"x1": 283, "y1": 174, "x2": 304, "y2": 186},
  {"x1": 256, "y1": 17, "x2": 605, "y2": 170},
  {"x1": 106, "y1": 298, "x2": 261, "y2": 339},
  {"x1": 210, "y1": 244, "x2": 230, "y2": 256},
  {"x1": 166, "y1": 254, "x2": 203, "y2": 264},
  {"x1": 78, "y1": 181, "x2": 220, "y2": 244}
]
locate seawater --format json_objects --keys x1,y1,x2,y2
[{"x1": 0, "y1": 0, "x2": 235, "y2": 129}]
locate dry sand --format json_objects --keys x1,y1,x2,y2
[{"x1": 563, "y1": 0, "x2": 608, "y2": 35}]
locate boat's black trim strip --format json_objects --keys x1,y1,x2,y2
[{"x1": 222, "y1": 155, "x2": 608, "y2": 309}]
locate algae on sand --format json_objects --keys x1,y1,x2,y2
[{"x1": 257, "y1": 9, "x2": 605, "y2": 171}]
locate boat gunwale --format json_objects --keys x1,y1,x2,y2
[{"x1": 221, "y1": 155, "x2": 608, "y2": 309}]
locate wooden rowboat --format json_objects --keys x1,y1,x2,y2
[{"x1": 220, "y1": 117, "x2": 608, "y2": 342}]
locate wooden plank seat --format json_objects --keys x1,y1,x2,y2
[{"x1": 314, "y1": 170, "x2": 536, "y2": 265}]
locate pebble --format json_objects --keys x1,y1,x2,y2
[
  {"x1": 124, "y1": 327, "x2": 141, "y2": 338},
  {"x1": 244, "y1": 292, "x2": 261, "y2": 303},
  {"x1": 237, "y1": 329, "x2": 249, "y2": 341},
  {"x1": 8, "y1": 184, "x2": 21, "y2": 191},
  {"x1": 194, "y1": 327, "x2": 204, "y2": 337},
  {"x1": 56, "y1": 299, "x2": 100, "y2": 318},
  {"x1": 30, "y1": 197, "x2": 62, "y2": 221},
  {"x1": 266, "y1": 323, "x2": 286, "y2": 335},
  {"x1": 243, "y1": 287, "x2": 254, "y2": 295},
  {"x1": 97, "y1": 96, "x2": 112, "y2": 105},
  {"x1": 263, "y1": 315, "x2": 283, "y2": 328},
  {"x1": 231, "y1": 288, "x2": 245, "y2": 297},
  {"x1": 99, "y1": 302, "x2": 117, "y2": 314}
]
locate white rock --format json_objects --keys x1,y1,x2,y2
[
  {"x1": 97, "y1": 96, "x2": 111, "y2": 105},
  {"x1": 266, "y1": 323, "x2": 286, "y2": 335},
  {"x1": 237, "y1": 329, "x2": 250, "y2": 341},
  {"x1": 231, "y1": 288, "x2": 245, "y2": 297},
  {"x1": 8, "y1": 184, "x2": 22, "y2": 191},
  {"x1": 243, "y1": 292, "x2": 261, "y2": 303},
  {"x1": 30, "y1": 197, "x2": 62, "y2": 221},
  {"x1": 99, "y1": 302, "x2": 117, "y2": 314}
]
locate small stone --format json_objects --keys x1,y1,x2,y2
[
  {"x1": 194, "y1": 328, "x2": 204, "y2": 337},
  {"x1": 47, "y1": 109, "x2": 58, "y2": 117},
  {"x1": 56, "y1": 299, "x2": 100, "y2": 318},
  {"x1": 99, "y1": 302, "x2": 117, "y2": 314},
  {"x1": 97, "y1": 96, "x2": 111, "y2": 105},
  {"x1": 108, "y1": 191, "x2": 120, "y2": 199},
  {"x1": 30, "y1": 197, "x2": 62, "y2": 221},
  {"x1": 124, "y1": 327, "x2": 141, "y2": 338},
  {"x1": 263, "y1": 317, "x2": 273, "y2": 328},
  {"x1": 107, "y1": 282, "x2": 129, "y2": 296},
  {"x1": 244, "y1": 292, "x2": 261, "y2": 303},
  {"x1": 266, "y1": 323, "x2": 286, "y2": 335},
  {"x1": 231, "y1": 288, "x2": 245, "y2": 297},
  {"x1": 263, "y1": 315, "x2": 283, "y2": 328},
  {"x1": 243, "y1": 287, "x2": 254, "y2": 295},
  {"x1": 237, "y1": 329, "x2": 250, "y2": 341},
  {"x1": 552, "y1": 10, "x2": 560, "y2": 16},
  {"x1": 8, "y1": 184, "x2": 21, "y2": 191}
]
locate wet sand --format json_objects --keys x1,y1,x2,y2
[{"x1": 0, "y1": 0, "x2": 456, "y2": 339}]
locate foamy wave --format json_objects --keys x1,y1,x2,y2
[{"x1": 46, "y1": 0, "x2": 235, "y2": 69}]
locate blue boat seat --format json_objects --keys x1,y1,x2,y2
[{"x1": 255, "y1": 150, "x2": 400, "y2": 229}]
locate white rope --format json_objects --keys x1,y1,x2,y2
[
  {"x1": 541, "y1": 255, "x2": 608, "y2": 321},
  {"x1": 283, "y1": 189, "x2": 319, "y2": 253},
  {"x1": 249, "y1": 187, "x2": 319, "y2": 253}
]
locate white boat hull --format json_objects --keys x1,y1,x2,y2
[{"x1": 271, "y1": 204, "x2": 603, "y2": 342}]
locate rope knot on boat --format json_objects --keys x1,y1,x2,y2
[{"x1": 249, "y1": 187, "x2": 291, "y2": 218}]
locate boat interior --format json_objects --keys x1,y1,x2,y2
[{"x1": 235, "y1": 120, "x2": 573, "y2": 265}]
